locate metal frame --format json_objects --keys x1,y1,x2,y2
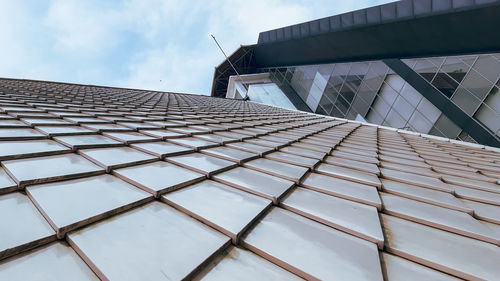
[{"x1": 383, "y1": 58, "x2": 500, "y2": 147}]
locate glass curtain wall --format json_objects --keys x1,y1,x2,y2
[
  {"x1": 261, "y1": 53, "x2": 500, "y2": 143},
  {"x1": 403, "y1": 53, "x2": 500, "y2": 139}
]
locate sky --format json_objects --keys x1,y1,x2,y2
[{"x1": 0, "y1": 0, "x2": 394, "y2": 95}]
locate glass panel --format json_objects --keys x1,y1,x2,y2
[
  {"x1": 0, "y1": 192, "x2": 55, "y2": 259},
  {"x1": 370, "y1": 94, "x2": 392, "y2": 120},
  {"x1": 412, "y1": 58, "x2": 441, "y2": 82},
  {"x1": 474, "y1": 104, "x2": 500, "y2": 137},
  {"x1": 2, "y1": 154, "x2": 104, "y2": 187},
  {"x1": 67, "y1": 202, "x2": 230, "y2": 281},
  {"x1": 366, "y1": 108, "x2": 385, "y2": 124},
  {"x1": 166, "y1": 153, "x2": 237, "y2": 176},
  {"x1": 350, "y1": 62, "x2": 370, "y2": 79},
  {"x1": 281, "y1": 187, "x2": 383, "y2": 246},
  {"x1": 349, "y1": 94, "x2": 371, "y2": 117},
  {"x1": 26, "y1": 175, "x2": 152, "y2": 237},
  {"x1": 472, "y1": 55, "x2": 500, "y2": 83},
  {"x1": 459, "y1": 69, "x2": 495, "y2": 101},
  {"x1": 79, "y1": 147, "x2": 157, "y2": 172},
  {"x1": 385, "y1": 74, "x2": 405, "y2": 92},
  {"x1": 334, "y1": 94, "x2": 350, "y2": 115},
  {"x1": 318, "y1": 94, "x2": 334, "y2": 114},
  {"x1": 439, "y1": 57, "x2": 469, "y2": 85},
  {"x1": 392, "y1": 96, "x2": 415, "y2": 120},
  {"x1": 431, "y1": 73, "x2": 460, "y2": 98},
  {"x1": 315, "y1": 105, "x2": 328, "y2": 116},
  {"x1": 416, "y1": 97, "x2": 441, "y2": 124},
  {"x1": 379, "y1": 81, "x2": 398, "y2": 105},
  {"x1": 330, "y1": 106, "x2": 344, "y2": 118},
  {"x1": 481, "y1": 85, "x2": 500, "y2": 113},
  {"x1": 363, "y1": 61, "x2": 387, "y2": 91},
  {"x1": 0, "y1": 242, "x2": 98, "y2": 280},
  {"x1": 212, "y1": 167, "x2": 294, "y2": 204},
  {"x1": 242, "y1": 207, "x2": 383, "y2": 280},
  {"x1": 323, "y1": 84, "x2": 339, "y2": 105},
  {"x1": 408, "y1": 111, "x2": 433, "y2": 133},
  {"x1": 432, "y1": 114, "x2": 461, "y2": 139},
  {"x1": 162, "y1": 180, "x2": 271, "y2": 242},
  {"x1": 0, "y1": 139, "x2": 71, "y2": 161},
  {"x1": 458, "y1": 131, "x2": 477, "y2": 143},
  {"x1": 329, "y1": 63, "x2": 351, "y2": 92},
  {"x1": 451, "y1": 87, "x2": 482, "y2": 115},
  {"x1": 399, "y1": 83, "x2": 422, "y2": 107},
  {"x1": 318, "y1": 64, "x2": 335, "y2": 80},
  {"x1": 202, "y1": 247, "x2": 302, "y2": 281},
  {"x1": 385, "y1": 109, "x2": 407, "y2": 129}
]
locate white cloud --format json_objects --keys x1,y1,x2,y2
[{"x1": 0, "y1": 0, "x2": 395, "y2": 95}]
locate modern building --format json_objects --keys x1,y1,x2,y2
[
  {"x1": 0, "y1": 77, "x2": 500, "y2": 280},
  {"x1": 212, "y1": 0, "x2": 500, "y2": 147}
]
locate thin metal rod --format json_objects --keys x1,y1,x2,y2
[{"x1": 210, "y1": 35, "x2": 248, "y2": 97}]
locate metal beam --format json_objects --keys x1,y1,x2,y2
[
  {"x1": 383, "y1": 58, "x2": 500, "y2": 148},
  {"x1": 253, "y1": 1, "x2": 500, "y2": 68}
]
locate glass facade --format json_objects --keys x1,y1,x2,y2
[
  {"x1": 403, "y1": 54, "x2": 500, "y2": 139},
  {"x1": 258, "y1": 53, "x2": 500, "y2": 144},
  {"x1": 246, "y1": 83, "x2": 297, "y2": 110}
]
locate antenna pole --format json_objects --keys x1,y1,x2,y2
[{"x1": 210, "y1": 35, "x2": 248, "y2": 98}]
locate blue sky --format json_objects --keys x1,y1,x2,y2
[{"x1": 0, "y1": 0, "x2": 394, "y2": 95}]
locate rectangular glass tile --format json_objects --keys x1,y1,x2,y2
[
  {"x1": 103, "y1": 132, "x2": 158, "y2": 144},
  {"x1": 316, "y1": 163, "x2": 381, "y2": 188},
  {"x1": 199, "y1": 246, "x2": 302, "y2": 281},
  {"x1": 244, "y1": 158, "x2": 308, "y2": 184},
  {"x1": 35, "y1": 126, "x2": 96, "y2": 136},
  {"x1": 0, "y1": 128, "x2": 46, "y2": 140},
  {"x1": 81, "y1": 124, "x2": 134, "y2": 132},
  {"x1": 381, "y1": 214, "x2": 500, "y2": 280},
  {"x1": 194, "y1": 134, "x2": 239, "y2": 144},
  {"x1": 113, "y1": 161, "x2": 205, "y2": 197},
  {"x1": 452, "y1": 185, "x2": 500, "y2": 206},
  {"x1": 301, "y1": 173, "x2": 381, "y2": 209},
  {"x1": 139, "y1": 129, "x2": 185, "y2": 139},
  {"x1": 280, "y1": 146, "x2": 327, "y2": 160},
  {"x1": 226, "y1": 142, "x2": 275, "y2": 156},
  {"x1": 130, "y1": 142, "x2": 194, "y2": 158},
  {"x1": 79, "y1": 147, "x2": 158, "y2": 172},
  {"x1": 266, "y1": 151, "x2": 320, "y2": 168},
  {"x1": 21, "y1": 118, "x2": 73, "y2": 126},
  {"x1": 162, "y1": 180, "x2": 271, "y2": 243},
  {"x1": 200, "y1": 147, "x2": 258, "y2": 164},
  {"x1": 26, "y1": 174, "x2": 153, "y2": 238},
  {"x1": 281, "y1": 187, "x2": 384, "y2": 248},
  {"x1": 53, "y1": 135, "x2": 122, "y2": 150},
  {"x1": 166, "y1": 153, "x2": 237, "y2": 176},
  {"x1": 168, "y1": 137, "x2": 219, "y2": 150},
  {"x1": 67, "y1": 202, "x2": 230, "y2": 281},
  {"x1": 0, "y1": 242, "x2": 99, "y2": 280},
  {"x1": 382, "y1": 179, "x2": 473, "y2": 214},
  {"x1": 212, "y1": 167, "x2": 294, "y2": 204},
  {"x1": 0, "y1": 168, "x2": 17, "y2": 195},
  {"x1": 325, "y1": 156, "x2": 380, "y2": 175},
  {"x1": 0, "y1": 192, "x2": 56, "y2": 260},
  {"x1": 3, "y1": 153, "x2": 105, "y2": 187},
  {"x1": 241, "y1": 207, "x2": 383, "y2": 280},
  {"x1": 0, "y1": 140, "x2": 71, "y2": 160},
  {"x1": 381, "y1": 168, "x2": 453, "y2": 193},
  {"x1": 442, "y1": 174, "x2": 500, "y2": 194},
  {"x1": 460, "y1": 198, "x2": 500, "y2": 224},
  {"x1": 381, "y1": 253, "x2": 460, "y2": 281},
  {"x1": 0, "y1": 120, "x2": 31, "y2": 128},
  {"x1": 381, "y1": 193, "x2": 499, "y2": 245}
]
